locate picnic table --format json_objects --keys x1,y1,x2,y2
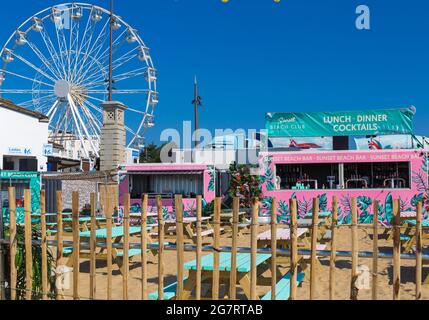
[
  {"x1": 62, "y1": 216, "x2": 107, "y2": 232},
  {"x1": 130, "y1": 211, "x2": 158, "y2": 225},
  {"x1": 180, "y1": 252, "x2": 273, "y2": 300},
  {"x1": 65, "y1": 226, "x2": 152, "y2": 274},
  {"x1": 257, "y1": 227, "x2": 308, "y2": 248},
  {"x1": 213, "y1": 211, "x2": 249, "y2": 237},
  {"x1": 162, "y1": 216, "x2": 216, "y2": 244}
]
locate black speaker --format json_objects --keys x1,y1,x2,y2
[{"x1": 333, "y1": 136, "x2": 349, "y2": 150}]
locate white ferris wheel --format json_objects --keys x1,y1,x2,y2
[{"x1": 0, "y1": 2, "x2": 158, "y2": 160}]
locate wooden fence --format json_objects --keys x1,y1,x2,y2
[{"x1": 0, "y1": 186, "x2": 426, "y2": 300}]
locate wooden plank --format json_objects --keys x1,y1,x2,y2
[
  {"x1": 123, "y1": 193, "x2": 130, "y2": 300},
  {"x1": 196, "y1": 196, "x2": 203, "y2": 300},
  {"x1": 270, "y1": 197, "x2": 277, "y2": 300},
  {"x1": 350, "y1": 197, "x2": 358, "y2": 300},
  {"x1": 416, "y1": 200, "x2": 422, "y2": 300},
  {"x1": 212, "y1": 197, "x2": 221, "y2": 300},
  {"x1": 329, "y1": 196, "x2": 338, "y2": 300},
  {"x1": 55, "y1": 191, "x2": 64, "y2": 300},
  {"x1": 250, "y1": 199, "x2": 259, "y2": 300},
  {"x1": 141, "y1": 194, "x2": 148, "y2": 300},
  {"x1": 157, "y1": 195, "x2": 165, "y2": 300},
  {"x1": 105, "y1": 186, "x2": 113, "y2": 300},
  {"x1": 229, "y1": 197, "x2": 239, "y2": 300},
  {"x1": 175, "y1": 194, "x2": 184, "y2": 300},
  {"x1": 392, "y1": 198, "x2": 401, "y2": 300},
  {"x1": 372, "y1": 200, "x2": 379, "y2": 300},
  {"x1": 72, "y1": 191, "x2": 80, "y2": 300},
  {"x1": 24, "y1": 189, "x2": 32, "y2": 300},
  {"x1": 40, "y1": 190, "x2": 48, "y2": 300},
  {"x1": 89, "y1": 193, "x2": 97, "y2": 300},
  {"x1": 290, "y1": 198, "x2": 298, "y2": 300},
  {"x1": 8, "y1": 187, "x2": 17, "y2": 300},
  {"x1": 309, "y1": 197, "x2": 319, "y2": 300}
]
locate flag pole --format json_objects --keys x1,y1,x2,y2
[{"x1": 194, "y1": 76, "x2": 199, "y2": 149}]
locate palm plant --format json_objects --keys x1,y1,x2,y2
[{"x1": 4, "y1": 224, "x2": 57, "y2": 300}]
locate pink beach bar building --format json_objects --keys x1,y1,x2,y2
[
  {"x1": 119, "y1": 163, "x2": 216, "y2": 220},
  {"x1": 258, "y1": 149, "x2": 429, "y2": 225}
]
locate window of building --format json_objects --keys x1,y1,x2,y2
[
  {"x1": 344, "y1": 162, "x2": 410, "y2": 189},
  {"x1": 275, "y1": 161, "x2": 411, "y2": 190},
  {"x1": 275, "y1": 163, "x2": 339, "y2": 190},
  {"x1": 130, "y1": 173, "x2": 204, "y2": 199}
]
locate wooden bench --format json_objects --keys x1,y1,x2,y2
[
  {"x1": 261, "y1": 271, "x2": 305, "y2": 300},
  {"x1": 148, "y1": 279, "x2": 188, "y2": 300}
]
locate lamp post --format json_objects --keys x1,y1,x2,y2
[{"x1": 192, "y1": 76, "x2": 202, "y2": 150}]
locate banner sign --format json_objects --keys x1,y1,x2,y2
[
  {"x1": 266, "y1": 107, "x2": 416, "y2": 137},
  {"x1": 355, "y1": 135, "x2": 429, "y2": 150},
  {"x1": 269, "y1": 137, "x2": 333, "y2": 151}
]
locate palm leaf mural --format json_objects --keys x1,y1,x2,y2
[
  {"x1": 381, "y1": 193, "x2": 393, "y2": 224},
  {"x1": 184, "y1": 203, "x2": 196, "y2": 218},
  {"x1": 357, "y1": 196, "x2": 373, "y2": 224},
  {"x1": 318, "y1": 194, "x2": 328, "y2": 211},
  {"x1": 278, "y1": 200, "x2": 290, "y2": 224},
  {"x1": 412, "y1": 170, "x2": 428, "y2": 193},
  {"x1": 339, "y1": 195, "x2": 352, "y2": 224},
  {"x1": 260, "y1": 197, "x2": 273, "y2": 216},
  {"x1": 207, "y1": 169, "x2": 215, "y2": 192},
  {"x1": 298, "y1": 197, "x2": 312, "y2": 219},
  {"x1": 399, "y1": 197, "x2": 410, "y2": 212},
  {"x1": 260, "y1": 156, "x2": 275, "y2": 191}
]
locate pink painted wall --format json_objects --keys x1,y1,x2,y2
[{"x1": 258, "y1": 149, "x2": 429, "y2": 224}]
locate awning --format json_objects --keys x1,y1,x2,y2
[{"x1": 127, "y1": 171, "x2": 203, "y2": 175}]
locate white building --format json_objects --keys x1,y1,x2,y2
[{"x1": 0, "y1": 98, "x2": 49, "y2": 172}]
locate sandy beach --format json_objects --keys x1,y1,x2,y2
[{"x1": 61, "y1": 225, "x2": 427, "y2": 300}]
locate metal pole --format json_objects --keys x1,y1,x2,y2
[
  {"x1": 194, "y1": 76, "x2": 199, "y2": 150},
  {"x1": 108, "y1": 0, "x2": 114, "y2": 102}
]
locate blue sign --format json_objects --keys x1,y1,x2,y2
[
  {"x1": 43, "y1": 144, "x2": 53, "y2": 156},
  {"x1": 132, "y1": 150, "x2": 140, "y2": 158}
]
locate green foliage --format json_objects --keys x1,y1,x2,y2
[
  {"x1": 202, "y1": 200, "x2": 230, "y2": 217},
  {"x1": 139, "y1": 142, "x2": 167, "y2": 163},
  {"x1": 4, "y1": 225, "x2": 57, "y2": 300},
  {"x1": 227, "y1": 162, "x2": 263, "y2": 208}
]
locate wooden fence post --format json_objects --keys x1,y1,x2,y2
[
  {"x1": 8, "y1": 187, "x2": 17, "y2": 300},
  {"x1": 40, "y1": 190, "x2": 48, "y2": 300},
  {"x1": 310, "y1": 197, "x2": 319, "y2": 300},
  {"x1": 24, "y1": 189, "x2": 32, "y2": 300},
  {"x1": 55, "y1": 191, "x2": 64, "y2": 300},
  {"x1": 270, "y1": 197, "x2": 277, "y2": 300},
  {"x1": 141, "y1": 194, "x2": 148, "y2": 300},
  {"x1": 89, "y1": 193, "x2": 97, "y2": 300},
  {"x1": 175, "y1": 194, "x2": 184, "y2": 300},
  {"x1": 123, "y1": 193, "x2": 130, "y2": 300},
  {"x1": 392, "y1": 199, "x2": 401, "y2": 300},
  {"x1": 212, "y1": 197, "x2": 221, "y2": 300},
  {"x1": 196, "y1": 196, "x2": 203, "y2": 300},
  {"x1": 72, "y1": 191, "x2": 80, "y2": 300},
  {"x1": 416, "y1": 201, "x2": 422, "y2": 300},
  {"x1": 329, "y1": 196, "x2": 338, "y2": 300},
  {"x1": 229, "y1": 197, "x2": 239, "y2": 300},
  {"x1": 250, "y1": 199, "x2": 259, "y2": 300},
  {"x1": 157, "y1": 195, "x2": 164, "y2": 300},
  {"x1": 350, "y1": 197, "x2": 358, "y2": 300},
  {"x1": 289, "y1": 198, "x2": 298, "y2": 300},
  {"x1": 372, "y1": 200, "x2": 379, "y2": 300},
  {"x1": 105, "y1": 186, "x2": 113, "y2": 300}
]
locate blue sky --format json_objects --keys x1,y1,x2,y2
[{"x1": 1, "y1": 0, "x2": 429, "y2": 145}]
